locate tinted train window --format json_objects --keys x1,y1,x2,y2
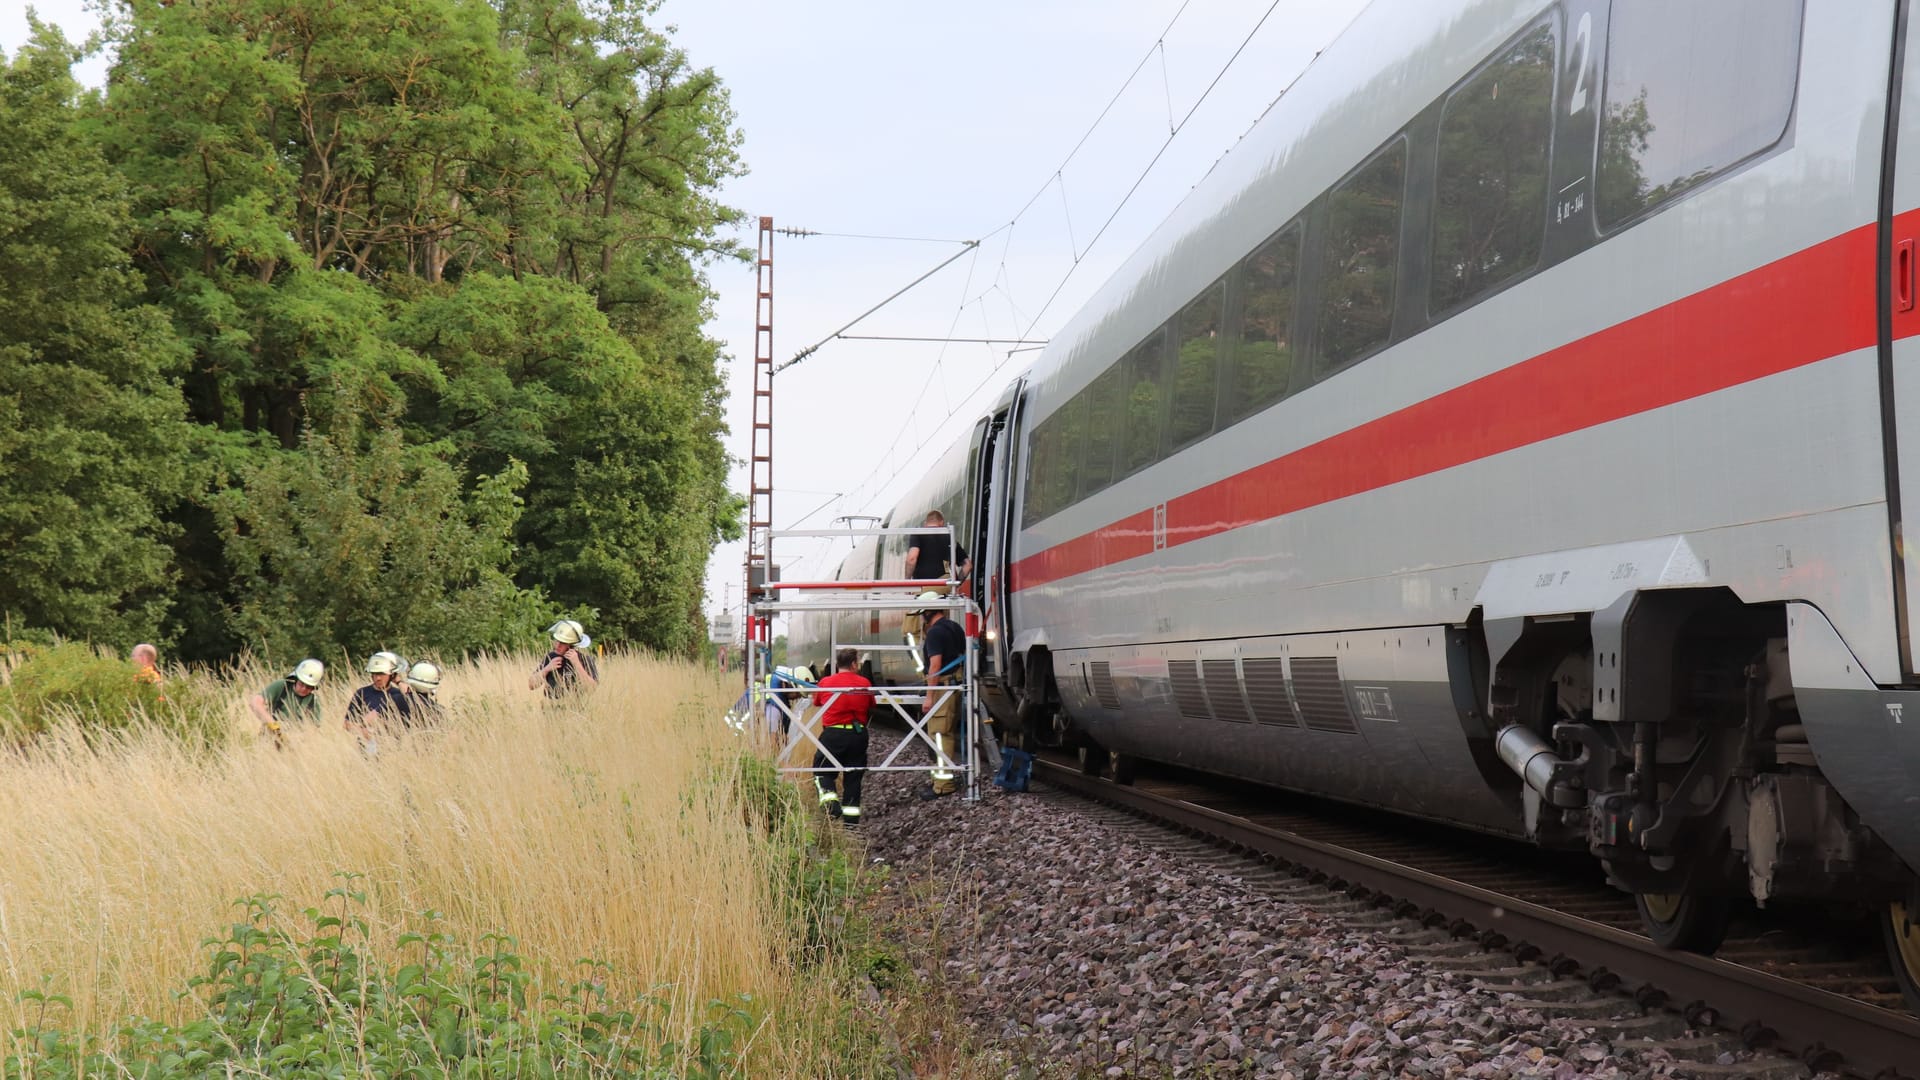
[
  {"x1": 1169, "y1": 283, "x2": 1224, "y2": 450},
  {"x1": 1223, "y1": 222, "x2": 1302, "y2": 426},
  {"x1": 1596, "y1": 0, "x2": 1802, "y2": 229},
  {"x1": 1432, "y1": 24, "x2": 1555, "y2": 314},
  {"x1": 1021, "y1": 415, "x2": 1053, "y2": 528},
  {"x1": 1024, "y1": 400, "x2": 1081, "y2": 528},
  {"x1": 1080, "y1": 364, "x2": 1122, "y2": 498},
  {"x1": 1120, "y1": 329, "x2": 1168, "y2": 476},
  {"x1": 1050, "y1": 393, "x2": 1087, "y2": 517},
  {"x1": 1318, "y1": 139, "x2": 1406, "y2": 371}
]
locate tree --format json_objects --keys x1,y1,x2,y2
[
  {"x1": 217, "y1": 400, "x2": 558, "y2": 662},
  {"x1": 0, "y1": 24, "x2": 197, "y2": 644},
  {"x1": 90, "y1": 0, "x2": 746, "y2": 659},
  {"x1": 396, "y1": 272, "x2": 740, "y2": 652}
]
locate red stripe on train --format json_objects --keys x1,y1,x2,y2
[{"x1": 1010, "y1": 221, "x2": 1883, "y2": 593}]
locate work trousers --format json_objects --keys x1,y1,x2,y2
[
  {"x1": 814, "y1": 725, "x2": 868, "y2": 814},
  {"x1": 925, "y1": 682, "x2": 961, "y2": 794}
]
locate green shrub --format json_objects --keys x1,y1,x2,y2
[
  {"x1": 0, "y1": 642, "x2": 228, "y2": 749},
  {"x1": 5, "y1": 883, "x2": 754, "y2": 1079}
]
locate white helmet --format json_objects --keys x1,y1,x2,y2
[
  {"x1": 914, "y1": 589, "x2": 945, "y2": 614},
  {"x1": 405, "y1": 660, "x2": 442, "y2": 692},
  {"x1": 367, "y1": 652, "x2": 403, "y2": 675},
  {"x1": 548, "y1": 619, "x2": 586, "y2": 645},
  {"x1": 292, "y1": 659, "x2": 325, "y2": 687}
]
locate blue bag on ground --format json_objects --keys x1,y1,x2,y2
[{"x1": 995, "y1": 748, "x2": 1033, "y2": 792}]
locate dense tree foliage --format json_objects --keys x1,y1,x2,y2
[
  {"x1": 0, "y1": 26, "x2": 198, "y2": 645},
  {"x1": 0, "y1": 0, "x2": 745, "y2": 663}
]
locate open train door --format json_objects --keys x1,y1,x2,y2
[{"x1": 968, "y1": 377, "x2": 1026, "y2": 722}]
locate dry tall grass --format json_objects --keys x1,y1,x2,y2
[{"x1": 0, "y1": 652, "x2": 838, "y2": 1070}]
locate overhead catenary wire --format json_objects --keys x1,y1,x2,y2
[
  {"x1": 837, "y1": 335, "x2": 1048, "y2": 346},
  {"x1": 758, "y1": 0, "x2": 1377, "y2": 590},
  {"x1": 771, "y1": 0, "x2": 1201, "y2": 382},
  {"x1": 1014, "y1": 0, "x2": 1296, "y2": 339},
  {"x1": 775, "y1": 239, "x2": 981, "y2": 373},
  {"x1": 830, "y1": 0, "x2": 1368, "y2": 520}
]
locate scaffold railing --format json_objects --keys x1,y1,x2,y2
[{"x1": 733, "y1": 525, "x2": 982, "y2": 801}]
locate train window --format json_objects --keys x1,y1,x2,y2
[
  {"x1": 1022, "y1": 412, "x2": 1055, "y2": 528},
  {"x1": 1168, "y1": 282, "x2": 1224, "y2": 451},
  {"x1": 1119, "y1": 328, "x2": 1169, "y2": 476},
  {"x1": 1046, "y1": 393, "x2": 1088, "y2": 521},
  {"x1": 1222, "y1": 222, "x2": 1302, "y2": 427},
  {"x1": 1595, "y1": 0, "x2": 1802, "y2": 230},
  {"x1": 1080, "y1": 363, "x2": 1122, "y2": 498},
  {"x1": 1317, "y1": 138, "x2": 1406, "y2": 372},
  {"x1": 1431, "y1": 23, "x2": 1555, "y2": 315}
]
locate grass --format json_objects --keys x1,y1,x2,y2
[{"x1": 0, "y1": 652, "x2": 888, "y2": 1076}]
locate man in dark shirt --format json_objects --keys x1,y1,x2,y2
[
  {"x1": 918, "y1": 592, "x2": 967, "y2": 798},
  {"x1": 904, "y1": 509, "x2": 969, "y2": 583},
  {"x1": 345, "y1": 653, "x2": 409, "y2": 746},
  {"x1": 810, "y1": 647, "x2": 872, "y2": 825},
  {"x1": 904, "y1": 509, "x2": 969, "y2": 638},
  {"x1": 531, "y1": 619, "x2": 599, "y2": 697}
]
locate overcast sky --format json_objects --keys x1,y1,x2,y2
[{"x1": 3, "y1": 0, "x2": 1373, "y2": 640}]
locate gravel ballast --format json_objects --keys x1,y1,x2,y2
[{"x1": 852, "y1": 733, "x2": 1822, "y2": 1079}]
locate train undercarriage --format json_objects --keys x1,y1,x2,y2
[{"x1": 998, "y1": 589, "x2": 1920, "y2": 1010}]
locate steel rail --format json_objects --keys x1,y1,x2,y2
[{"x1": 1033, "y1": 759, "x2": 1920, "y2": 1080}]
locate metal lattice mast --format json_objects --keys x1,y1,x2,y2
[{"x1": 744, "y1": 217, "x2": 775, "y2": 684}]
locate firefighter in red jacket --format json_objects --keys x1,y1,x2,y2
[{"x1": 811, "y1": 646, "x2": 872, "y2": 825}]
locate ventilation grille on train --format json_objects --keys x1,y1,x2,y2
[
  {"x1": 1201, "y1": 659, "x2": 1251, "y2": 723},
  {"x1": 1240, "y1": 658, "x2": 1297, "y2": 727},
  {"x1": 1089, "y1": 661, "x2": 1121, "y2": 710},
  {"x1": 1169, "y1": 660, "x2": 1209, "y2": 721},
  {"x1": 1291, "y1": 656, "x2": 1357, "y2": 733}
]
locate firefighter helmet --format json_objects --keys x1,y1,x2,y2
[{"x1": 405, "y1": 660, "x2": 442, "y2": 692}]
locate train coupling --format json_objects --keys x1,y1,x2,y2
[{"x1": 1494, "y1": 723, "x2": 1589, "y2": 809}]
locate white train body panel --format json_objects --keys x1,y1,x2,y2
[
  {"x1": 797, "y1": 0, "x2": 1920, "y2": 876},
  {"x1": 1001, "y1": 0, "x2": 1910, "y2": 846}
]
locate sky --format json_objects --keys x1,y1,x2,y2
[{"x1": 2, "y1": 0, "x2": 1374, "y2": 642}]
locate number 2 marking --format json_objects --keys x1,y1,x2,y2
[{"x1": 1568, "y1": 12, "x2": 1593, "y2": 116}]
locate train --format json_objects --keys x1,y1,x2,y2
[{"x1": 789, "y1": 0, "x2": 1920, "y2": 1007}]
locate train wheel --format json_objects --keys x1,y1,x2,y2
[
  {"x1": 1878, "y1": 901, "x2": 1920, "y2": 1011},
  {"x1": 1077, "y1": 745, "x2": 1109, "y2": 778},
  {"x1": 1635, "y1": 890, "x2": 1730, "y2": 953}
]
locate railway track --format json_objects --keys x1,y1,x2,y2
[{"x1": 1030, "y1": 753, "x2": 1920, "y2": 1079}]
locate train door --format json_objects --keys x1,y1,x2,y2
[
  {"x1": 1889, "y1": 0, "x2": 1920, "y2": 678},
  {"x1": 972, "y1": 378, "x2": 1026, "y2": 716}
]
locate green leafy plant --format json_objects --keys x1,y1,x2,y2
[
  {"x1": 4, "y1": 884, "x2": 755, "y2": 1079},
  {"x1": 0, "y1": 641, "x2": 227, "y2": 749}
]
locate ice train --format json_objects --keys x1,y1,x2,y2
[{"x1": 789, "y1": 0, "x2": 1920, "y2": 1003}]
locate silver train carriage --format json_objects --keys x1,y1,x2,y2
[
  {"x1": 793, "y1": 0, "x2": 1920, "y2": 1004},
  {"x1": 786, "y1": 438, "x2": 975, "y2": 686}
]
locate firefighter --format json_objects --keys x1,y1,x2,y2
[
  {"x1": 404, "y1": 660, "x2": 445, "y2": 726},
  {"x1": 766, "y1": 664, "x2": 814, "y2": 738},
  {"x1": 248, "y1": 659, "x2": 325, "y2": 740},
  {"x1": 811, "y1": 648, "x2": 872, "y2": 825},
  {"x1": 531, "y1": 620, "x2": 599, "y2": 696},
  {"x1": 345, "y1": 652, "x2": 408, "y2": 745},
  {"x1": 916, "y1": 591, "x2": 966, "y2": 799}
]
